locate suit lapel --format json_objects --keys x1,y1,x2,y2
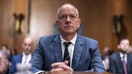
[
  {"x1": 50, "y1": 34, "x2": 63, "y2": 62},
  {"x1": 50, "y1": 34, "x2": 84, "y2": 69},
  {"x1": 72, "y1": 35, "x2": 83, "y2": 70},
  {"x1": 127, "y1": 54, "x2": 131, "y2": 73},
  {"x1": 117, "y1": 52, "x2": 124, "y2": 72}
]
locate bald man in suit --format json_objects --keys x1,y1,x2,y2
[
  {"x1": 9, "y1": 37, "x2": 34, "y2": 74},
  {"x1": 30, "y1": 3, "x2": 105, "y2": 74}
]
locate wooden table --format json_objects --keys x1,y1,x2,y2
[{"x1": 44, "y1": 71, "x2": 113, "y2": 74}]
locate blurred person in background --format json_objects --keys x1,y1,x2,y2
[
  {"x1": 9, "y1": 37, "x2": 34, "y2": 74},
  {"x1": 0, "y1": 44, "x2": 8, "y2": 55},
  {"x1": 109, "y1": 38, "x2": 132, "y2": 74},
  {"x1": 127, "y1": 46, "x2": 132, "y2": 54},
  {"x1": 102, "y1": 47, "x2": 113, "y2": 60},
  {"x1": 7, "y1": 49, "x2": 17, "y2": 67},
  {"x1": 7, "y1": 49, "x2": 17, "y2": 64},
  {"x1": 11, "y1": 48, "x2": 17, "y2": 56},
  {"x1": 0, "y1": 51, "x2": 9, "y2": 74},
  {"x1": 101, "y1": 47, "x2": 113, "y2": 71}
]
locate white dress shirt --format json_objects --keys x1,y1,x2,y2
[
  {"x1": 22, "y1": 52, "x2": 32, "y2": 64},
  {"x1": 60, "y1": 34, "x2": 77, "y2": 67},
  {"x1": 120, "y1": 52, "x2": 127, "y2": 63}
]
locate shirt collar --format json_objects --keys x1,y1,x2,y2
[
  {"x1": 119, "y1": 52, "x2": 127, "y2": 58},
  {"x1": 60, "y1": 34, "x2": 77, "y2": 45},
  {"x1": 22, "y1": 52, "x2": 31, "y2": 57}
]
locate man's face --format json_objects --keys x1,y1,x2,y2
[
  {"x1": 118, "y1": 39, "x2": 130, "y2": 53},
  {"x1": 56, "y1": 5, "x2": 80, "y2": 35},
  {"x1": 22, "y1": 38, "x2": 33, "y2": 55}
]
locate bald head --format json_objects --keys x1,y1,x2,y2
[
  {"x1": 22, "y1": 37, "x2": 34, "y2": 55},
  {"x1": 24, "y1": 37, "x2": 33, "y2": 44},
  {"x1": 57, "y1": 3, "x2": 79, "y2": 18}
]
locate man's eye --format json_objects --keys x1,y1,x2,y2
[
  {"x1": 70, "y1": 15, "x2": 76, "y2": 18},
  {"x1": 60, "y1": 16, "x2": 66, "y2": 19},
  {"x1": 59, "y1": 15, "x2": 77, "y2": 21},
  {"x1": 24, "y1": 43, "x2": 31, "y2": 46}
]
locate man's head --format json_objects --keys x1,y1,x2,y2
[
  {"x1": 56, "y1": 3, "x2": 81, "y2": 35},
  {"x1": 118, "y1": 38, "x2": 130, "y2": 54},
  {"x1": 22, "y1": 37, "x2": 33, "y2": 55},
  {"x1": 2, "y1": 44, "x2": 8, "y2": 50}
]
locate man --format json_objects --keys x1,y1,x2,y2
[
  {"x1": 9, "y1": 37, "x2": 34, "y2": 74},
  {"x1": 0, "y1": 51, "x2": 9, "y2": 74},
  {"x1": 0, "y1": 44, "x2": 8, "y2": 54},
  {"x1": 109, "y1": 38, "x2": 132, "y2": 74},
  {"x1": 30, "y1": 3, "x2": 105, "y2": 73}
]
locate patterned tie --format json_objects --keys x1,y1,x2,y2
[
  {"x1": 63, "y1": 42, "x2": 71, "y2": 66},
  {"x1": 122, "y1": 55, "x2": 127, "y2": 74}
]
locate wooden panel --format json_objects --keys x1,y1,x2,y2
[
  {"x1": 0, "y1": 0, "x2": 14, "y2": 49},
  {"x1": 0, "y1": 0, "x2": 27, "y2": 53},
  {"x1": 13, "y1": 0, "x2": 27, "y2": 53}
]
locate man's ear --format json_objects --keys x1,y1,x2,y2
[
  {"x1": 77, "y1": 19, "x2": 81, "y2": 28},
  {"x1": 117, "y1": 45, "x2": 120, "y2": 49},
  {"x1": 56, "y1": 20, "x2": 59, "y2": 28},
  {"x1": 78, "y1": 24, "x2": 80, "y2": 28}
]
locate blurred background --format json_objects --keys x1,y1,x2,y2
[{"x1": 0, "y1": 0, "x2": 132, "y2": 54}]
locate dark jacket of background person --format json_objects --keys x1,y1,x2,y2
[
  {"x1": 9, "y1": 53, "x2": 23, "y2": 74},
  {"x1": 109, "y1": 52, "x2": 132, "y2": 74}
]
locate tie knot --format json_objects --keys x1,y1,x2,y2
[
  {"x1": 64, "y1": 42, "x2": 71, "y2": 48},
  {"x1": 122, "y1": 55, "x2": 125, "y2": 60},
  {"x1": 123, "y1": 56, "x2": 125, "y2": 58},
  {"x1": 123, "y1": 54, "x2": 126, "y2": 57}
]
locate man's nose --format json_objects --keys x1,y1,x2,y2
[
  {"x1": 25, "y1": 45, "x2": 30, "y2": 48},
  {"x1": 66, "y1": 16, "x2": 71, "y2": 21},
  {"x1": 66, "y1": 16, "x2": 72, "y2": 23}
]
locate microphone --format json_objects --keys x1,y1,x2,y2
[
  {"x1": 88, "y1": 48, "x2": 95, "y2": 71},
  {"x1": 89, "y1": 48, "x2": 93, "y2": 58}
]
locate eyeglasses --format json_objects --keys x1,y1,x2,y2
[{"x1": 58, "y1": 15, "x2": 77, "y2": 21}]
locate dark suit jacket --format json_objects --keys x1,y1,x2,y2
[
  {"x1": 9, "y1": 53, "x2": 23, "y2": 74},
  {"x1": 30, "y1": 33, "x2": 105, "y2": 73},
  {"x1": 109, "y1": 52, "x2": 132, "y2": 74}
]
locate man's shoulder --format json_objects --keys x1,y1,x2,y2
[
  {"x1": 78, "y1": 35, "x2": 98, "y2": 43},
  {"x1": 13, "y1": 53, "x2": 22, "y2": 59},
  {"x1": 110, "y1": 52, "x2": 119, "y2": 59},
  {"x1": 38, "y1": 33, "x2": 60, "y2": 44},
  {"x1": 127, "y1": 53, "x2": 132, "y2": 57},
  {"x1": 40, "y1": 34, "x2": 58, "y2": 39}
]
